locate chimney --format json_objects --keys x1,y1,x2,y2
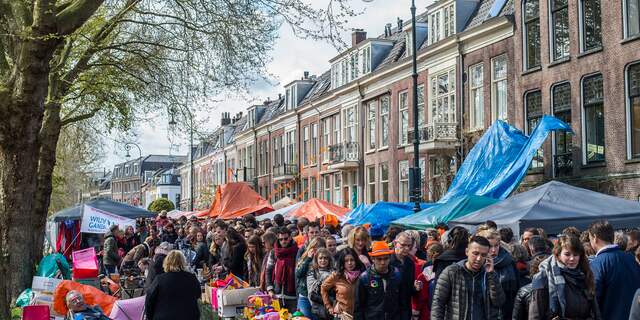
[
  {"x1": 351, "y1": 29, "x2": 367, "y2": 47},
  {"x1": 397, "y1": 18, "x2": 403, "y2": 32},
  {"x1": 278, "y1": 93, "x2": 282, "y2": 100},
  {"x1": 385, "y1": 23, "x2": 392, "y2": 37},
  {"x1": 303, "y1": 71, "x2": 309, "y2": 79},
  {"x1": 221, "y1": 112, "x2": 231, "y2": 126}
]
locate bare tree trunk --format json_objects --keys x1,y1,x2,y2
[{"x1": 0, "y1": 31, "x2": 59, "y2": 320}]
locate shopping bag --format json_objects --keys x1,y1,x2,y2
[
  {"x1": 72, "y1": 248, "x2": 99, "y2": 279},
  {"x1": 22, "y1": 305, "x2": 50, "y2": 320}
]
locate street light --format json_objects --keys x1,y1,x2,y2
[
  {"x1": 124, "y1": 142, "x2": 142, "y2": 159},
  {"x1": 363, "y1": 0, "x2": 421, "y2": 212},
  {"x1": 169, "y1": 106, "x2": 195, "y2": 212}
]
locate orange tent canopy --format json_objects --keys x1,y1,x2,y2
[
  {"x1": 207, "y1": 182, "x2": 273, "y2": 219},
  {"x1": 288, "y1": 198, "x2": 349, "y2": 227}
]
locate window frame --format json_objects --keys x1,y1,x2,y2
[
  {"x1": 398, "y1": 160, "x2": 409, "y2": 202},
  {"x1": 549, "y1": 0, "x2": 570, "y2": 61},
  {"x1": 311, "y1": 123, "x2": 318, "y2": 165},
  {"x1": 430, "y1": 69, "x2": 456, "y2": 124},
  {"x1": 623, "y1": 0, "x2": 640, "y2": 39},
  {"x1": 380, "y1": 96, "x2": 390, "y2": 148},
  {"x1": 469, "y1": 63, "x2": 485, "y2": 130},
  {"x1": 366, "y1": 165, "x2": 376, "y2": 204},
  {"x1": 580, "y1": 73, "x2": 606, "y2": 164},
  {"x1": 525, "y1": 90, "x2": 544, "y2": 169},
  {"x1": 550, "y1": 81, "x2": 573, "y2": 175},
  {"x1": 303, "y1": 126, "x2": 309, "y2": 166},
  {"x1": 523, "y1": 0, "x2": 542, "y2": 70},
  {"x1": 367, "y1": 100, "x2": 377, "y2": 151},
  {"x1": 579, "y1": 0, "x2": 603, "y2": 52},
  {"x1": 399, "y1": 91, "x2": 409, "y2": 146},
  {"x1": 379, "y1": 162, "x2": 389, "y2": 202},
  {"x1": 491, "y1": 55, "x2": 508, "y2": 122},
  {"x1": 626, "y1": 62, "x2": 640, "y2": 159}
]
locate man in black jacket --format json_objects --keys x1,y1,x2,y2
[
  {"x1": 431, "y1": 236, "x2": 505, "y2": 320},
  {"x1": 390, "y1": 232, "x2": 421, "y2": 320},
  {"x1": 354, "y1": 241, "x2": 402, "y2": 320}
]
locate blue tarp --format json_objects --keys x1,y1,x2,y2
[
  {"x1": 440, "y1": 115, "x2": 572, "y2": 202},
  {"x1": 343, "y1": 202, "x2": 434, "y2": 231}
]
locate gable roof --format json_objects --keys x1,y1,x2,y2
[{"x1": 465, "y1": 0, "x2": 513, "y2": 30}]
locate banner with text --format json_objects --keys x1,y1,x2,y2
[{"x1": 80, "y1": 205, "x2": 135, "y2": 234}]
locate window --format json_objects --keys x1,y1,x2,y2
[
  {"x1": 272, "y1": 137, "x2": 279, "y2": 167},
  {"x1": 286, "y1": 131, "x2": 296, "y2": 164},
  {"x1": 303, "y1": 126, "x2": 309, "y2": 166},
  {"x1": 399, "y1": 91, "x2": 409, "y2": 145},
  {"x1": 525, "y1": 90, "x2": 544, "y2": 168},
  {"x1": 324, "y1": 175, "x2": 331, "y2": 202},
  {"x1": 333, "y1": 114, "x2": 341, "y2": 146},
  {"x1": 341, "y1": 59, "x2": 348, "y2": 85},
  {"x1": 444, "y1": 6, "x2": 450, "y2": 38},
  {"x1": 524, "y1": 0, "x2": 541, "y2": 69},
  {"x1": 552, "y1": 82, "x2": 572, "y2": 158},
  {"x1": 469, "y1": 63, "x2": 484, "y2": 130},
  {"x1": 367, "y1": 166, "x2": 376, "y2": 204},
  {"x1": 550, "y1": 0, "x2": 570, "y2": 60},
  {"x1": 582, "y1": 74, "x2": 605, "y2": 163},
  {"x1": 311, "y1": 123, "x2": 318, "y2": 164},
  {"x1": 302, "y1": 178, "x2": 309, "y2": 201},
  {"x1": 398, "y1": 161, "x2": 409, "y2": 202},
  {"x1": 367, "y1": 101, "x2": 377, "y2": 150},
  {"x1": 417, "y1": 84, "x2": 426, "y2": 128},
  {"x1": 350, "y1": 52, "x2": 359, "y2": 81},
  {"x1": 362, "y1": 46, "x2": 371, "y2": 74},
  {"x1": 580, "y1": 0, "x2": 602, "y2": 52},
  {"x1": 133, "y1": 164, "x2": 139, "y2": 175},
  {"x1": 492, "y1": 55, "x2": 508, "y2": 121},
  {"x1": 285, "y1": 88, "x2": 292, "y2": 110},
  {"x1": 430, "y1": 70, "x2": 456, "y2": 123},
  {"x1": 629, "y1": 63, "x2": 640, "y2": 158},
  {"x1": 322, "y1": 119, "x2": 330, "y2": 162},
  {"x1": 380, "y1": 96, "x2": 390, "y2": 147},
  {"x1": 448, "y1": 4, "x2": 455, "y2": 36},
  {"x1": 125, "y1": 165, "x2": 130, "y2": 175},
  {"x1": 380, "y1": 163, "x2": 389, "y2": 202},
  {"x1": 344, "y1": 106, "x2": 357, "y2": 143},
  {"x1": 625, "y1": 0, "x2": 640, "y2": 38},
  {"x1": 333, "y1": 173, "x2": 342, "y2": 206},
  {"x1": 310, "y1": 177, "x2": 318, "y2": 199}
]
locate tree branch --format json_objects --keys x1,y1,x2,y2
[
  {"x1": 61, "y1": 106, "x2": 101, "y2": 126},
  {"x1": 55, "y1": 0, "x2": 106, "y2": 36}
]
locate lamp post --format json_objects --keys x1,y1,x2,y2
[
  {"x1": 124, "y1": 142, "x2": 142, "y2": 159},
  {"x1": 169, "y1": 108, "x2": 195, "y2": 211},
  {"x1": 363, "y1": 0, "x2": 421, "y2": 212}
]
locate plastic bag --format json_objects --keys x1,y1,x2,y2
[
  {"x1": 36, "y1": 253, "x2": 71, "y2": 279},
  {"x1": 16, "y1": 289, "x2": 33, "y2": 307}
]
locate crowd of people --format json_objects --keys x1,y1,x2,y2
[{"x1": 98, "y1": 210, "x2": 640, "y2": 320}]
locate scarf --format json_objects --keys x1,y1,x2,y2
[
  {"x1": 274, "y1": 241, "x2": 297, "y2": 294},
  {"x1": 536, "y1": 255, "x2": 585, "y2": 317},
  {"x1": 345, "y1": 270, "x2": 360, "y2": 283}
]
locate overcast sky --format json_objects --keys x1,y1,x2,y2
[{"x1": 100, "y1": 0, "x2": 433, "y2": 170}]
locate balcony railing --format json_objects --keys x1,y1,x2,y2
[
  {"x1": 426, "y1": 122, "x2": 458, "y2": 141},
  {"x1": 329, "y1": 142, "x2": 359, "y2": 164},
  {"x1": 273, "y1": 164, "x2": 298, "y2": 178},
  {"x1": 554, "y1": 152, "x2": 573, "y2": 177},
  {"x1": 407, "y1": 126, "x2": 429, "y2": 142}
]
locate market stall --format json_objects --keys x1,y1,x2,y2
[
  {"x1": 451, "y1": 181, "x2": 640, "y2": 234},
  {"x1": 288, "y1": 198, "x2": 348, "y2": 227},
  {"x1": 205, "y1": 182, "x2": 274, "y2": 219},
  {"x1": 343, "y1": 202, "x2": 434, "y2": 232},
  {"x1": 256, "y1": 201, "x2": 304, "y2": 222}
]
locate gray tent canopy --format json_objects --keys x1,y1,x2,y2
[
  {"x1": 451, "y1": 181, "x2": 640, "y2": 235},
  {"x1": 50, "y1": 199, "x2": 156, "y2": 222}
]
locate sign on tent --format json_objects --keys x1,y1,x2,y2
[{"x1": 80, "y1": 205, "x2": 135, "y2": 234}]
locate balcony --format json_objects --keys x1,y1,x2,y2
[
  {"x1": 554, "y1": 152, "x2": 574, "y2": 177},
  {"x1": 328, "y1": 142, "x2": 359, "y2": 170},
  {"x1": 273, "y1": 164, "x2": 298, "y2": 182},
  {"x1": 405, "y1": 122, "x2": 459, "y2": 153}
]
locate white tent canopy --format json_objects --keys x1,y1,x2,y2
[{"x1": 256, "y1": 201, "x2": 304, "y2": 221}]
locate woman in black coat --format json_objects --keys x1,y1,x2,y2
[
  {"x1": 145, "y1": 250, "x2": 201, "y2": 320},
  {"x1": 191, "y1": 231, "x2": 209, "y2": 269},
  {"x1": 223, "y1": 227, "x2": 247, "y2": 278}
]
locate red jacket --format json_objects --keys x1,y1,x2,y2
[{"x1": 411, "y1": 256, "x2": 430, "y2": 320}]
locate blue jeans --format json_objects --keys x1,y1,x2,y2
[{"x1": 298, "y1": 295, "x2": 316, "y2": 320}]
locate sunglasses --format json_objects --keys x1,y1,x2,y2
[{"x1": 278, "y1": 236, "x2": 290, "y2": 241}]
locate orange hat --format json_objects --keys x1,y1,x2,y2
[{"x1": 369, "y1": 241, "x2": 393, "y2": 257}]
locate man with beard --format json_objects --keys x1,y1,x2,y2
[
  {"x1": 431, "y1": 236, "x2": 505, "y2": 320},
  {"x1": 476, "y1": 229, "x2": 519, "y2": 319}
]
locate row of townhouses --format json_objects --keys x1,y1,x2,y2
[{"x1": 178, "y1": 0, "x2": 640, "y2": 211}]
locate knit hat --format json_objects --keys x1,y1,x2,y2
[{"x1": 369, "y1": 241, "x2": 393, "y2": 257}]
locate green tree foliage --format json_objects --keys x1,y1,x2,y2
[{"x1": 148, "y1": 198, "x2": 175, "y2": 213}]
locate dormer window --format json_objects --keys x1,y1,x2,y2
[
  {"x1": 248, "y1": 109, "x2": 256, "y2": 127},
  {"x1": 285, "y1": 86, "x2": 298, "y2": 110},
  {"x1": 362, "y1": 46, "x2": 371, "y2": 74},
  {"x1": 429, "y1": 2, "x2": 455, "y2": 45}
]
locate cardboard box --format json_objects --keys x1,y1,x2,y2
[
  {"x1": 215, "y1": 287, "x2": 259, "y2": 306},
  {"x1": 217, "y1": 304, "x2": 246, "y2": 318},
  {"x1": 31, "y1": 276, "x2": 63, "y2": 294}
]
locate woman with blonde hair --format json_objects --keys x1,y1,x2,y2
[
  {"x1": 295, "y1": 237, "x2": 327, "y2": 319},
  {"x1": 347, "y1": 226, "x2": 371, "y2": 267},
  {"x1": 529, "y1": 235, "x2": 600, "y2": 319},
  {"x1": 145, "y1": 250, "x2": 201, "y2": 320}
]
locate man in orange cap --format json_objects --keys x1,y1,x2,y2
[{"x1": 353, "y1": 241, "x2": 403, "y2": 320}]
